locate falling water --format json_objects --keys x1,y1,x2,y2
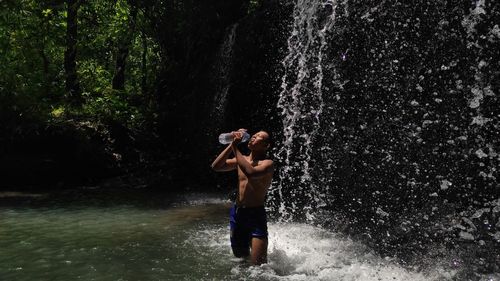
[
  {"x1": 268, "y1": 0, "x2": 500, "y2": 275},
  {"x1": 273, "y1": 0, "x2": 341, "y2": 221},
  {"x1": 211, "y1": 23, "x2": 239, "y2": 130}
]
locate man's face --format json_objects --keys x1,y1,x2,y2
[{"x1": 248, "y1": 131, "x2": 270, "y2": 151}]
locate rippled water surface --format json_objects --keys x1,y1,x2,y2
[
  {"x1": 0, "y1": 191, "x2": 232, "y2": 281},
  {"x1": 0, "y1": 190, "x2": 497, "y2": 281}
]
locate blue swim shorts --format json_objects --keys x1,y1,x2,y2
[{"x1": 229, "y1": 204, "x2": 268, "y2": 249}]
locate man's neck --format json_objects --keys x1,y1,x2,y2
[{"x1": 249, "y1": 151, "x2": 266, "y2": 162}]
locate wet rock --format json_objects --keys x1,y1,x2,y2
[{"x1": 459, "y1": 231, "x2": 475, "y2": 241}]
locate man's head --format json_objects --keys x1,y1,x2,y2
[{"x1": 248, "y1": 131, "x2": 271, "y2": 152}]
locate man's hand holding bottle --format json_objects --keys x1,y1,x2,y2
[{"x1": 231, "y1": 129, "x2": 247, "y2": 145}]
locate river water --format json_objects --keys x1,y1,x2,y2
[{"x1": 2, "y1": 189, "x2": 493, "y2": 281}]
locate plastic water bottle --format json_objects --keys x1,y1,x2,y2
[{"x1": 219, "y1": 131, "x2": 250, "y2": 144}]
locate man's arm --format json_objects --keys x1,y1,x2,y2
[
  {"x1": 211, "y1": 144, "x2": 237, "y2": 172},
  {"x1": 231, "y1": 143, "x2": 274, "y2": 178}
]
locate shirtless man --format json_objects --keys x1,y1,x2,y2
[{"x1": 211, "y1": 129, "x2": 274, "y2": 265}]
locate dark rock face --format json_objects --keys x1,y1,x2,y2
[
  {"x1": 314, "y1": 0, "x2": 500, "y2": 223},
  {"x1": 146, "y1": 0, "x2": 291, "y2": 184},
  {"x1": 225, "y1": 1, "x2": 293, "y2": 133},
  {"x1": 0, "y1": 121, "x2": 120, "y2": 189},
  {"x1": 144, "y1": 0, "x2": 248, "y2": 184}
]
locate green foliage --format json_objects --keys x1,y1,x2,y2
[
  {"x1": 248, "y1": 0, "x2": 260, "y2": 13},
  {"x1": 0, "y1": 0, "x2": 160, "y2": 130},
  {"x1": 81, "y1": 88, "x2": 144, "y2": 127},
  {"x1": 0, "y1": 0, "x2": 63, "y2": 123}
]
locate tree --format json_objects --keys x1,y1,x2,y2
[
  {"x1": 64, "y1": 0, "x2": 82, "y2": 106},
  {"x1": 112, "y1": 1, "x2": 138, "y2": 91}
]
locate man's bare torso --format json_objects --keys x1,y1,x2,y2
[{"x1": 236, "y1": 156, "x2": 273, "y2": 207}]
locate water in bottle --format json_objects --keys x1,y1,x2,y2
[{"x1": 219, "y1": 131, "x2": 250, "y2": 144}]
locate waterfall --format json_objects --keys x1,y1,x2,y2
[
  {"x1": 211, "y1": 23, "x2": 239, "y2": 131},
  {"x1": 272, "y1": 0, "x2": 341, "y2": 221},
  {"x1": 261, "y1": 0, "x2": 500, "y2": 273}
]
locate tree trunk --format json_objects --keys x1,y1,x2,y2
[
  {"x1": 40, "y1": 10, "x2": 52, "y2": 99},
  {"x1": 112, "y1": 4, "x2": 138, "y2": 91},
  {"x1": 40, "y1": 48, "x2": 51, "y2": 96},
  {"x1": 141, "y1": 28, "x2": 148, "y2": 96},
  {"x1": 64, "y1": 0, "x2": 81, "y2": 106}
]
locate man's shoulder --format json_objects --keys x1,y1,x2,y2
[{"x1": 259, "y1": 159, "x2": 274, "y2": 171}]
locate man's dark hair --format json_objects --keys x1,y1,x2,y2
[{"x1": 263, "y1": 131, "x2": 273, "y2": 147}]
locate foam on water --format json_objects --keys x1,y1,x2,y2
[
  {"x1": 178, "y1": 192, "x2": 232, "y2": 206},
  {"x1": 266, "y1": 224, "x2": 448, "y2": 281},
  {"x1": 192, "y1": 221, "x2": 456, "y2": 281}
]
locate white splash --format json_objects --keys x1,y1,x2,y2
[{"x1": 195, "y1": 222, "x2": 458, "y2": 281}]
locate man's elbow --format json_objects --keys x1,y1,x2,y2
[{"x1": 211, "y1": 163, "x2": 226, "y2": 172}]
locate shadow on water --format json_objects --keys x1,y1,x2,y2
[{"x1": 0, "y1": 186, "x2": 229, "y2": 210}]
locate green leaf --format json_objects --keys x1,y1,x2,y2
[{"x1": 42, "y1": 9, "x2": 52, "y2": 17}]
